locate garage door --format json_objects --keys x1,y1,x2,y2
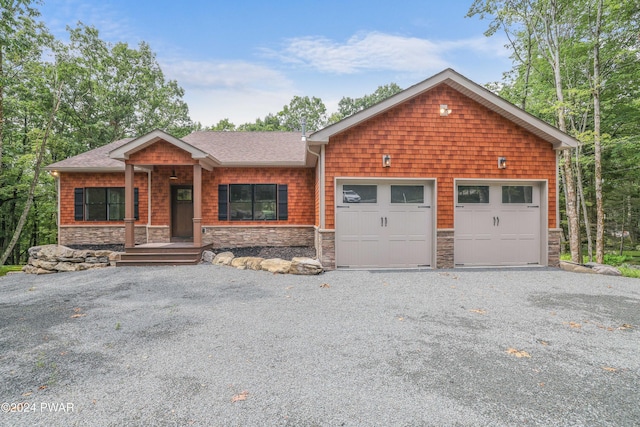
[
  {"x1": 455, "y1": 183, "x2": 541, "y2": 266},
  {"x1": 336, "y1": 180, "x2": 433, "y2": 268}
]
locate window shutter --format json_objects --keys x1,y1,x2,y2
[
  {"x1": 278, "y1": 184, "x2": 288, "y2": 220},
  {"x1": 134, "y1": 187, "x2": 139, "y2": 220},
  {"x1": 218, "y1": 184, "x2": 228, "y2": 220},
  {"x1": 74, "y1": 188, "x2": 84, "y2": 220}
]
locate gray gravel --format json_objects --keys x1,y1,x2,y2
[{"x1": 0, "y1": 266, "x2": 639, "y2": 426}]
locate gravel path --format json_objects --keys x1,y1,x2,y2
[{"x1": 1, "y1": 267, "x2": 639, "y2": 426}]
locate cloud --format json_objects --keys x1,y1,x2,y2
[
  {"x1": 266, "y1": 31, "x2": 509, "y2": 75},
  {"x1": 160, "y1": 59, "x2": 296, "y2": 125}
]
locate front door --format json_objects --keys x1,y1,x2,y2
[{"x1": 171, "y1": 185, "x2": 194, "y2": 240}]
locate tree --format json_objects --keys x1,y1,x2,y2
[
  {"x1": 210, "y1": 118, "x2": 236, "y2": 131},
  {"x1": 277, "y1": 96, "x2": 327, "y2": 132},
  {"x1": 335, "y1": 83, "x2": 403, "y2": 121}
]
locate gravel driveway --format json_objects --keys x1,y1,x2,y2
[{"x1": 1, "y1": 266, "x2": 639, "y2": 426}]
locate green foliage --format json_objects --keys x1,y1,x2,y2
[
  {"x1": 334, "y1": 83, "x2": 403, "y2": 122},
  {"x1": 0, "y1": 4, "x2": 194, "y2": 264},
  {"x1": 617, "y1": 266, "x2": 640, "y2": 279},
  {"x1": 0, "y1": 265, "x2": 22, "y2": 276}
]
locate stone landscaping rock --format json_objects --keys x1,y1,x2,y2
[
  {"x1": 260, "y1": 258, "x2": 292, "y2": 274},
  {"x1": 201, "y1": 250, "x2": 215, "y2": 264},
  {"x1": 213, "y1": 251, "x2": 235, "y2": 266},
  {"x1": 23, "y1": 244, "x2": 121, "y2": 274},
  {"x1": 560, "y1": 261, "x2": 598, "y2": 274},
  {"x1": 289, "y1": 257, "x2": 323, "y2": 275},
  {"x1": 586, "y1": 262, "x2": 622, "y2": 276},
  {"x1": 231, "y1": 256, "x2": 265, "y2": 270}
]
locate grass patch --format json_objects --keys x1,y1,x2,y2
[
  {"x1": 618, "y1": 266, "x2": 640, "y2": 279},
  {"x1": 0, "y1": 265, "x2": 23, "y2": 276}
]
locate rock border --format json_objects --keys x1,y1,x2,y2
[
  {"x1": 23, "y1": 245, "x2": 122, "y2": 274},
  {"x1": 204, "y1": 250, "x2": 323, "y2": 275},
  {"x1": 559, "y1": 261, "x2": 622, "y2": 276}
]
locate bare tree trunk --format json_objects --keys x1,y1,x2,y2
[
  {"x1": 593, "y1": 0, "x2": 605, "y2": 263},
  {"x1": 0, "y1": 82, "x2": 62, "y2": 267},
  {"x1": 576, "y1": 145, "x2": 593, "y2": 262}
]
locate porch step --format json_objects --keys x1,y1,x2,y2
[{"x1": 115, "y1": 244, "x2": 212, "y2": 267}]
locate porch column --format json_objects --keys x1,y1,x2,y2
[
  {"x1": 124, "y1": 163, "x2": 135, "y2": 248},
  {"x1": 193, "y1": 163, "x2": 202, "y2": 246}
]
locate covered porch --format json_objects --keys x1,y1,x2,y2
[{"x1": 108, "y1": 130, "x2": 220, "y2": 263}]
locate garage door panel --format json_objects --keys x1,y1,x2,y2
[
  {"x1": 455, "y1": 183, "x2": 542, "y2": 266},
  {"x1": 336, "y1": 181, "x2": 433, "y2": 268}
]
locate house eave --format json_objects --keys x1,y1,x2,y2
[
  {"x1": 307, "y1": 68, "x2": 579, "y2": 150},
  {"x1": 43, "y1": 166, "x2": 152, "y2": 173}
]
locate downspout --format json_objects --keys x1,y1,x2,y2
[{"x1": 306, "y1": 143, "x2": 324, "y2": 229}]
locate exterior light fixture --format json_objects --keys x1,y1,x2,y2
[
  {"x1": 50, "y1": 170, "x2": 59, "y2": 177},
  {"x1": 439, "y1": 104, "x2": 452, "y2": 116},
  {"x1": 382, "y1": 154, "x2": 391, "y2": 168},
  {"x1": 169, "y1": 169, "x2": 178, "y2": 180},
  {"x1": 498, "y1": 157, "x2": 507, "y2": 169}
]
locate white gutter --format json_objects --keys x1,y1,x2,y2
[
  {"x1": 147, "y1": 170, "x2": 152, "y2": 243},
  {"x1": 306, "y1": 143, "x2": 324, "y2": 229}
]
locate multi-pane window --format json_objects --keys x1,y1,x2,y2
[
  {"x1": 229, "y1": 184, "x2": 277, "y2": 220},
  {"x1": 85, "y1": 188, "x2": 125, "y2": 220}
]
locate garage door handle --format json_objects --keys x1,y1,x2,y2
[
  {"x1": 385, "y1": 217, "x2": 387, "y2": 227},
  {"x1": 381, "y1": 217, "x2": 384, "y2": 227},
  {"x1": 493, "y1": 216, "x2": 496, "y2": 226},
  {"x1": 496, "y1": 216, "x2": 500, "y2": 226}
]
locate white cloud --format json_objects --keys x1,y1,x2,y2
[
  {"x1": 266, "y1": 31, "x2": 510, "y2": 75},
  {"x1": 160, "y1": 59, "x2": 296, "y2": 126}
]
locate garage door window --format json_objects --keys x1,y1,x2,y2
[
  {"x1": 343, "y1": 185, "x2": 377, "y2": 203},
  {"x1": 502, "y1": 186, "x2": 533, "y2": 203},
  {"x1": 458, "y1": 186, "x2": 489, "y2": 203},
  {"x1": 391, "y1": 185, "x2": 424, "y2": 203}
]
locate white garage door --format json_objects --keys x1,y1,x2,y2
[
  {"x1": 336, "y1": 180, "x2": 433, "y2": 268},
  {"x1": 455, "y1": 183, "x2": 541, "y2": 266}
]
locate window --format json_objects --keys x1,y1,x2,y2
[
  {"x1": 502, "y1": 186, "x2": 533, "y2": 204},
  {"x1": 219, "y1": 184, "x2": 287, "y2": 221},
  {"x1": 74, "y1": 187, "x2": 138, "y2": 221},
  {"x1": 457, "y1": 186, "x2": 490, "y2": 204},
  {"x1": 342, "y1": 185, "x2": 377, "y2": 203},
  {"x1": 391, "y1": 185, "x2": 424, "y2": 203}
]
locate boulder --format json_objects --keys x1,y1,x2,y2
[
  {"x1": 560, "y1": 261, "x2": 598, "y2": 274},
  {"x1": 213, "y1": 251, "x2": 235, "y2": 266},
  {"x1": 201, "y1": 250, "x2": 215, "y2": 264},
  {"x1": 586, "y1": 263, "x2": 622, "y2": 276},
  {"x1": 31, "y1": 258, "x2": 58, "y2": 270},
  {"x1": 38, "y1": 245, "x2": 76, "y2": 262},
  {"x1": 260, "y1": 258, "x2": 292, "y2": 274},
  {"x1": 54, "y1": 262, "x2": 83, "y2": 272},
  {"x1": 289, "y1": 257, "x2": 323, "y2": 275},
  {"x1": 108, "y1": 252, "x2": 121, "y2": 266},
  {"x1": 231, "y1": 256, "x2": 265, "y2": 270}
]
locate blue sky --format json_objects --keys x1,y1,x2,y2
[{"x1": 39, "y1": 0, "x2": 512, "y2": 127}]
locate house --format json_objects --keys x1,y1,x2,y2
[{"x1": 45, "y1": 68, "x2": 578, "y2": 269}]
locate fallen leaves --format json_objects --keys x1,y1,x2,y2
[
  {"x1": 320, "y1": 283, "x2": 330, "y2": 288},
  {"x1": 602, "y1": 366, "x2": 617, "y2": 372},
  {"x1": 70, "y1": 307, "x2": 86, "y2": 319},
  {"x1": 231, "y1": 390, "x2": 249, "y2": 403},
  {"x1": 506, "y1": 348, "x2": 531, "y2": 358},
  {"x1": 469, "y1": 309, "x2": 487, "y2": 315},
  {"x1": 564, "y1": 321, "x2": 581, "y2": 329}
]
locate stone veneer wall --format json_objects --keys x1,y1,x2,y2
[
  {"x1": 436, "y1": 229, "x2": 455, "y2": 269},
  {"x1": 315, "y1": 229, "x2": 336, "y2": 270},
  {"x1": 60, "y1": 226, "x2": 146, "y2": 246},
  {"x1": 203, "y1": 226, "x2": 315, "y2": 249},
  {"x1": 147, "y1": 226, "x2": 170, "y2": 243},
  {"x1": 548, "y1": 228, "x2": 562, "y2": 267}
]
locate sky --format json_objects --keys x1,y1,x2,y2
[{"x1": 38, "y1": 0, "x2": 513, "y2": 127}]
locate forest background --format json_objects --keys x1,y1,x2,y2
[{"x1": 1, "y1": 0, "x2": 639, "y2": 268}]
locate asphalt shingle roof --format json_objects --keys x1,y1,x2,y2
[{"x1": 45, "y1": 131, "x2": 307, "y2": 171}]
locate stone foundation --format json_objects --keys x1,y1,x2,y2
[
  {"x1": 147, "y1": 226, "x2": 170, "y2": 243},
  {"x1": 60, "y1": 225, "x2": 146, "y2": 246},
  {"x1": 203, "y1": 226, "x2": 315, "y2": 249}
]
